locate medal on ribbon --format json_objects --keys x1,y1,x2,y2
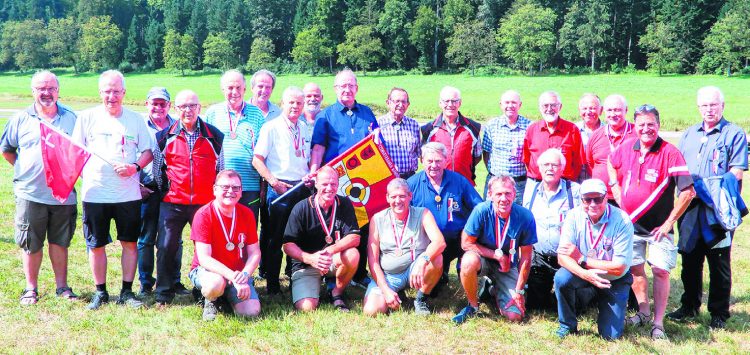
[
  {"x1": 586, "y1": 206, "x2": 609, "y2": 260},
  {"x1": 214, "y1": 203, "x2": 237, "y2": 254},
  {"x1": 390, "y1": 208, "x2": 411, "y2": 260},
  {"x1": 314, "y1": 195, "x2": 337, "y2": 246}
]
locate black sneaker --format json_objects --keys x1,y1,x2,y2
[
  {"x1": 117, "y1": 290, "x2": 144, "y2": 308},
  {"x1": 203, "y1": 299, "x2": 218, "y2": 321},
  {"x1": 87, "y1": 290, "x2": 109, "y2": 310},
  {"x1": 138, "y1": 287, "x2": 153, "y2": 298},
  {"x1": 430, "y1": 274, "x2": 449, "y2": 299},
  {"x1": 709, "y1": 317, "x2": 727, "y2": 330},
  {"x1": 174, "y1": 283, "x2": 191, "y2": 296},
  {"x1": 666, "y1": 307, "x2": 698, "y2": 322},
  {"x1": 413, "y1": 298, "x2": 431, "y2": 316}
]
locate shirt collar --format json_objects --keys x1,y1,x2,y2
[
  {"x1": 435, "y1": 112, "x2": 467, "y2": 128},
  {"x1": 632, "y1": 136, "x2": 663, "y2": 152},
  {"x1": 25, "y1": 103, "x2": 62, "y2": 123},
  {"x1": 334, "y1": 100, "x2": 358, "y2": 113},
  {"x1": 697, "y1": 117, "x2": 728, "y2": 134},
  {"x1": 178, "y1": 118, "x2": 202, "y2": 135}
]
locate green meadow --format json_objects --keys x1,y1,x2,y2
[
  {"x1": 0, "y1": 72, "x2": 749, "y2": 353},
  {"x1": 2, "y1": 71, "x2": 750, "y2": 130}
]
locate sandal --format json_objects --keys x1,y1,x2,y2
[
  {"x1": 329, "y1": 291, "x2": 350, "y2": 313},
  {"x1": 56, "y1": 286, "x2": 79, "y2": 300},
  {"x1": 20, "y1": 288, "x2": 38, "y2": 306},
  {"x1": 625, "y1": 311, "x2": 651, "y2": 327},
  {"x1": 651, "y1": 324, "x2": 668, "y2": 340}
]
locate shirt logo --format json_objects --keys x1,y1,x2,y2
[{"x1": 645, "y1": 169, "x2": 658, "y2": 183}]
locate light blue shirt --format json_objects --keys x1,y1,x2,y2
[
  {"x1": 0, "y1": 104, "x2": 78, "y2": 205},
  {"x1": 559, "y1": 204, "x2": 634, "y2": 280},
  {"x1": 523, "y1": 179, "x2": 581, "y2": 256}
]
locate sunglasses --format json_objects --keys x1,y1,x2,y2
[{"x1": 582, "y1": 196, "x2": 605, "y2": 205}]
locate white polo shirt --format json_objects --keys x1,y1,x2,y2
[{"x1": 254, "y1": 115, "x2": 310, "y2": 181}]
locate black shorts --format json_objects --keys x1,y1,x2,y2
[{"x1": 82, "y1": 200, "x2": 142, "y2": 248}]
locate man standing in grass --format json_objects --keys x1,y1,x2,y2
[
  {"x1": 482, "y1": 89, "x2": 530, "y2": 201},
  {"x1": 575, "y1": 93, "x2": 603, "y2": 181},
  {"x1": 554, "y1": 179, "x2": 634, "y2": 340},
  {"x1": 421, "y1": 86, "x2": 482, "y2": 186},
  {"x1": 670, "y1": 86, "x2": 748, "y2": 330},
  {"x1": 608, "y1": 104, "x2": 695, "y2": 340},
  {"x1": 377, "y1": 87, "x2": 421, "y2": 180},
  {"x1": 152, "y1": 90, "x2": 224, "y2": 306},
  {"x1": 248, "y1": 69, "x2": 281, "y2": 121},
  {"x1": 282, "y1": 166, "x2": 361, "y2": 312},
  {"x1": 1, "y1": 70, "x2": 79, "y2": 305},
  {"x1": 452, "y1": 175, "x2": 536, "y2": 324},
  {"x1": 72, "y1": 70, "x2": 154, "y2": 310},
  {"x1": 204, "y1": 70, "x2": 265, "y2": 219},
  {"x1": 189, "y1": 169, "x2": 261, "y2": 321},
  {"x1": 523, "y1": 91, "x2": 585, "y2": 193}
]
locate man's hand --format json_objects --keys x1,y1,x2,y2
[
  {"x1": 505, "y1": 292, "x2": 526, "y2": 317},
  {"x1": 139, "y1": 185, "x2": 153, "y2": 199},
  {"x1": 114, "y1": 163, "x2": 137, "y2": 177},
  {"x1": 232, "y1": 270, "x2": 250, "y2": 286},
  {"x1": 382, "y1": 287, "x2": 401, "y2": 310},
  {"x1": 409, "y1": 258, "x2": 428, "y2": 290},
  {"x1": 235, "y1": 282, "x2": 251, "y2": 301},
  {"x1": 307, "y1": 250, "x2": 332, "y2": 274},
  {"x1": 611, "y1": 185, "x2": 622, "y2": 207},
  {"x1": 303, "y1": 172, "x2": 316, "y2": 187},
  {"x1": 270, "y1": 179, "x2": 293, "y2": 195},
  {"x1": 651, "y1": 223, "x2": 673, "y2": 242},
  {"x1": 585, "y1": 269, "x2": 611, "y2": 289}
]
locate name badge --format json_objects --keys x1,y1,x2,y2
[{"x1": 644, "y1": 169, "x2": 658, "y2": 183}]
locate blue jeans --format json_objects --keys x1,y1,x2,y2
[
  {"x1": 155, "y1": 202, "x2": 201, "y2": 302},
  {"x1": 554, "y1": 268, "x2": 633, "y2": 340},
  {"x1": 259, "y1": 183, "x2": 310, "y2": 290},
  {"x1": 137, "y1": 191, "x2": 179, "y2": 290}
]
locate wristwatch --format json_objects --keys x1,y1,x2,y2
[
  {"x1": 420, "y1": 254, "x2": 430, "y2": 264},
  {"x1": 514, "y1": 288, "x2": 526, "y2": 296},
  {"x1": 608, "y1": 179, "x2": 617, "y2": 187},
  {"x1": 578, "y1": 254, "x2": 588, "y2": 268},
  {"x1": 133, "y1": 162, "x2": 142, "y2": 172}
]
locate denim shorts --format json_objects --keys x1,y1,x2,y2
[{"x1": 189, "y1": 266, "x2": 259, "y2": 305}]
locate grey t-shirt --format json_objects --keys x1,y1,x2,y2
[{"x1": 374, "y1": 206, "x2": 430, "y2": 274}]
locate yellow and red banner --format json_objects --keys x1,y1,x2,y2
[{"x1": 326, "y1": 134, "x2": 398, "y2": 227}]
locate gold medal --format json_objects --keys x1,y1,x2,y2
[
  {"x1": 434, "y1": 195, "x2": 442, "y2": 203},
  {"x1": 226, "y1": 242, "x2": 235, "y2": 251}
]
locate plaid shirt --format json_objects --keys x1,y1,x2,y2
[
  {"x1": 482, "y1": 115, "x2": 530, "y2": 177},
  {"x1": 377, "y1": 113, "x2": 421, "y2": 173}
]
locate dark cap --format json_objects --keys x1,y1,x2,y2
[{"x1": 146, "y1": 87, "x2": 170, "y2": 101}]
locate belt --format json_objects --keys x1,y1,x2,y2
[
  {"x1": 488, "y1": 173, "x2": 527, "y2": 182},
  {"x1": 399, "y1": 171, "x2": 416, "y2": 179}
]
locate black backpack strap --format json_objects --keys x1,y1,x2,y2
[
  {"x1": 528, "y1": 180, "x2": 541, "y2": 210},
  {"x1": 564, "y1": 179, "x2": 574, "y2": 210}
]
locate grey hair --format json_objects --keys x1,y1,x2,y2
[
  {"x1": 421, "y1": 142, "x2": 448, "y2": 159},
  {"x1": 539, "y1": 91, "x2": 561, "y2": 105},
  {"x1": 387, "y1": 178, "x2": 411, "y2": 194},
  {"x1": 537, "y1": 148, "x2": 567, "y2": 171},
  {"x1": 99, "y1": 70, "x2": 125, "y2": 90},
  {"x1": 603, "y1": 94, "x2": 628, "y2": 109},
  {"x1": 697, "y1": 86, "x2": 724, "y2": 103},
  {"x1": 281, "y1": 86, "x2": 304, "y2": 103},
  {"x1": 488, "y1": 174, "x2": 516, "y2": 194},
  {"x1": 440, "y1": 86, "x2": 461, "y2": 99},
  {"x1": 578, "y1": 93, "x2": 600, "y2": 106},
  {"x1": 335, "y1": 68, "x2": 357, "y2": 84},
  {"x1": 251, "y1": 69, "x2": 276, "y2": 89},
  {"x1": 221, "y1": 69, "x2": 246, "y2": 86},
  {"x1": 31, "y1": 70, "x2": 59, "y2": 88}
]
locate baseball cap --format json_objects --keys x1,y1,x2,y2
[
  {"x1": 146, "y1": 87, "x2": 170, "y2": 101},
  {"x1": 580, "y1": 179, "x2": 607, "y2": 195}
]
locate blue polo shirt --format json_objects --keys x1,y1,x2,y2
[
  {"x1": 0, "y1": 104, "x2": 78, "y2": 205},
  {"x1": 464, "y1": 201, "x2": 537, "y2": 268},
  {"x1": 407, "y1": 170, "x2": 483, "y2": 240},
  {"x1": 312, "y1": 100, "x2": 378, "y2": 164}
]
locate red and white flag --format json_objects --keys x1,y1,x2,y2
[{"x1": 39, "y1": 121, "x2": 91, "y2": 203}]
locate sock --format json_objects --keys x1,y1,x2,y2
[
  {"x1": 122, "y1": 281, "x2": 133, "y2": 292},
  {"x1": 416, "y1": 290, "x2": 426, "y2": 301},
  {"x1": 95, "y1": 284, "x2": 107, "y2": 293}
]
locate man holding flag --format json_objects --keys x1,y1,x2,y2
[
  {"x1": 72, "y1": 70, "x2": 155, "y2": 310},
  {"x1": 309, "y1": 69, "x2": 379, "y2": 288},
  {"x1": 1, "y1": 70, "x2": 81, "y2": 305}
]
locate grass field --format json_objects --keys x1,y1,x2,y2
[
  {"x1": 0, "y1": 121, "x2": 748, "y2": 352},
  {"x1": 2, "y1": 71, "x2": 750, "y2": 130}
]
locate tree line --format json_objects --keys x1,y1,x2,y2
[{"x1": 1, "y1": 0, "x2": 749, "y2": 76}]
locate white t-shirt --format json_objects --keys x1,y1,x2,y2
[
  {"x1": 72, "y1": 105, "x2": 154, "y2": 203},
  {"x1": 254, "y1": 115, "x2": 310, "y2": 181}
]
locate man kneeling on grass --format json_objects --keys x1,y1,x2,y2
[
  {"x1": 363, "y1": 179, "x2": 446, "y2": 316},
  {"x1": 189, "y1": 169, "x2": 261, "y2": 321},
  {"x1": 282, "y1": 166, "x2": 360, "y2": 312}
]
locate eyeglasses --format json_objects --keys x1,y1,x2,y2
[
  {"x1": 540, "y1": 163, "x2": 561, "y2": 169},
  {"x1": 335, "y1": 84, "x2": 357, "y2": 90},
  {"x1": 148, "y1": 101, "x2": 169, "y2": 108},
  {"x1": 441, "y1": 99, "x2": 460, "y2": 105},
  {"x1": 215, "y1": 184, "x2": 242, "y2": 192},
  {"x1": 388, "y1": 99, "x2": 409, "y2": 105},
  {"x1": 541, "y1": 103, "x2": 560, "y2": 109},
  {"x1": 101, "y1": 89, "x2": 124, "y2": 96},
  {"x1": 33, "y1": 87, "x2": 59, "y2": 93},
  {"x1": 176, "y1": 104, "x2": 200, "y2": 111},
  {"x1": 635, "y1": 104, "x2": 657, "y2": 114},
  {"x1": 582, "y1": 196, "x2": 605, "y2": 205}
]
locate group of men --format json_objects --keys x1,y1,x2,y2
[{"x1": 2, "y1": 68, "x2": 747, "y2": 341}]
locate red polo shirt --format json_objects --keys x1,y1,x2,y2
[
  {"x1": 609, "y1": 137, "x2": 693, "y2": 234},
  {"x1": 523, "y1": 117, "x2": 585, "y2": 181},
  {"x1": 586, "y1": 122, "x2": 637, "y2": 199},
  {"x1": 421, "y1": 113, "x2": 482, "y2": 185},
  {"x1": 191, "y1": 202, "x2": 258, "y2": 272}
]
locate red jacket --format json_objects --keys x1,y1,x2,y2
[
  {"x1": 420, "y1": 113, "x2": 482, "y2": 185},
  {"x1": 156, "y1": 120, "x2": 223, "y2": 205}
]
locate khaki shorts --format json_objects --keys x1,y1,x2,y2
[
  {"x1": 290, "y1": 265, "x2": 338, "y2": 304},
  {"x1": 15, "y1": 198, "x2": 76, "y2": 253},
  {"x1": 632, "y1": 233, "x2": 677, "y2": 271}
]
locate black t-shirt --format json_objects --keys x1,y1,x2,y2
[{"x1": 283, "y1": 194, "x2": 360, "y2": 273}]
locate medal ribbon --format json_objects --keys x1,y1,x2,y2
[
  {"x1": 213, "y1": 203, "x2": 237, "y2": 254},
  {"x1": 288, "y1": 119, "x2": 303, "y2": 158},
  {"x1": 607, "y1": 122, "x2": 632, "y2": 152},
  {"x1": 314, "y1": 196, "x2": 337, "y2": 243},
  {"x1": 390, "y1": 209, "x2": 412, "y2": 260},
  {"x1": 495, "y1": 212, "x2": 511, "y2": 251},
  {"x1": 586, "y1": 205, "x2": 609, "y2": 252},
  {"x1": 227, "y1": 102, "x2": 245, "y2": 138}
]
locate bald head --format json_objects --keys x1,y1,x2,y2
[
  {"x1": 500, "y1": 90, "x2": 522, "y2": 121},
  {"x1": 603, "y1": 94, "x2": 628, "y2": 130}
]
